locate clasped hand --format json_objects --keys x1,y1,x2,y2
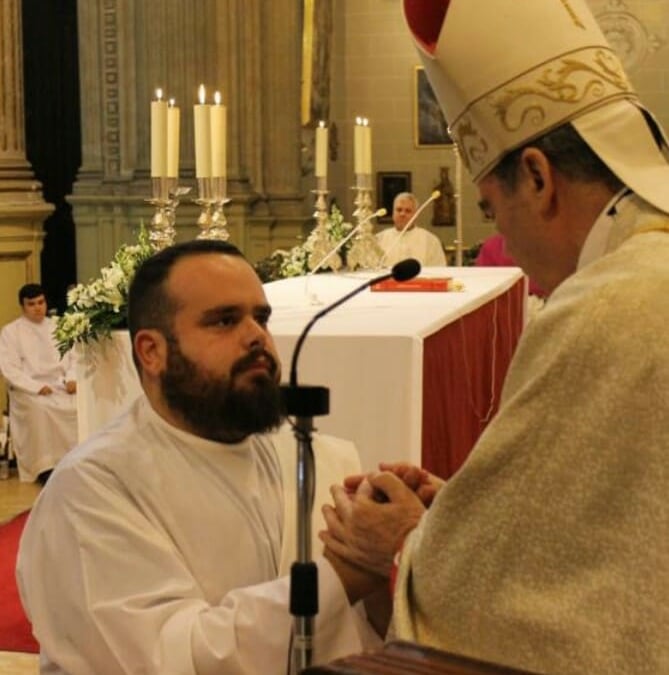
[{"x1": 320, "y1": 462, "x2": 443, "y2": 578}]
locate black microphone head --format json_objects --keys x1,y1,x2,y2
[{"x1": 391, "y1": 258, "x2": 421, "y2": 282}]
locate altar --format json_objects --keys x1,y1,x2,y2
[
  {"x1": 75, "y1": 266, "x2": 525, "y2": 479},
  {"x1": 264, "y1": 266, "x2": 526, "y2": 478}
]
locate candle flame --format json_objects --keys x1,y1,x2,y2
[
  {"x1": 362, "y1": 117, "x2": 369, "y2": 127},
  {"x1": 168, "y1": 98, "x2": 176, "y2": 107},
  {"x1": 155, "y1": 88, "x2": 163, "y2": 101},
  {"x1": 198, "y1": 84, "x2": 206, "y2": 105},
  {"x1": 214, "y1": 91, "x2": 222, "y2": 105},
  {"x1": 318, "y1": 120, "x2": 326, "y2": 128},
  {"x1": 355, "y1": 116, "x2": 363, "y2": 125}
]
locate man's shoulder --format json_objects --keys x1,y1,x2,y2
[
  {"x1": 0, "y1": 316, "x2": 23, "y2": 334},
  {"x1": 56, "y1": 399, "x2": 146, "y2": 472},
  {"x1": 419, "y1": 227, "x2": 442, "y2": 242},
  {"x1": 534, "y1": 249, "x2": 668, "y2": 351},
  {"x1": 376, "y1": 227, "x2": 395, "y2": 240}
]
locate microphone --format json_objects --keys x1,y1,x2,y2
[
  {"x1": 378, "y1": 190, "x2": 441, "y2": 268},
  {"x1": 287, "y1": 257, "x2": 421, "y2": 390},
  {"x1": 308, "y1": 208, "x2": 387, "y2": 276},
  {"x1": 281, "y1": 256, "x2": 419, "y2": 670}
]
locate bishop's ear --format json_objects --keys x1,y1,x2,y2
[{"x1": 520, "y1": 147, "x2": 553, "y2": 194}]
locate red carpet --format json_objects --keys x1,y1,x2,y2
[{"x1": 0, "y1": 510, "x2": 39, "y2": 653}]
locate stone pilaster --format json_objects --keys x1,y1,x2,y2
[
  {"x1": 0, "y1": 0, "x2": 54, "y2": 406},
  {"x1": 0, "y1": 0, "x2": 54, "y2": 302}
]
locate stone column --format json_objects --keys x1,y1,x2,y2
[
  {"x1": 0, "y1": 0, "x2": 54, "y2": 300},
  {"x1": 0, "y1": 0, "x2": 54, "y2": 405}
]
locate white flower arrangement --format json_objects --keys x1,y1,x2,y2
[
  {"x1": 255, "y1": 204, "x2": 355, "y2": 282},
  {"x1": 54, "y1": 226, "x2": 154, "y2": 355}
]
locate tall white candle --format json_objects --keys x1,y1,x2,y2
[
  {"x1": 210, "y1": 90, "x2": 227, "y2": 178},
  {"x1": 166, "y1": 98, "x2": 180, "y2": 178},
  {"x1": 193, "y1": 84, "x2": 212, "y2": 178},
  {"x1": 315, "y1": 120, "x2": 328, "y2": 178},
  {"x1": 362, "y1": 118, "x2": 372, "y2": 174},
  {"x1": 150, "y1": 88, "x2": 168, "y2": 177},
  {"x1": 354, "y1": 117, "x2": 363, "y2": 175}
]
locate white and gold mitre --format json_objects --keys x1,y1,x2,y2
[{"x1": 403, "y1": 0, "x2": 669, "y2": 214}]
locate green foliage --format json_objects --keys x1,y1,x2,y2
[
  {"x1": 254, "y1": 204, "x2": 354, "y2": 282},
  {"x1": 54, "y1": 226, "x2": 155, "y2": 355}
]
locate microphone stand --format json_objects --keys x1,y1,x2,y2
[
  {"x1": 283, "y1": 385, "x2": 327, "y2": 674},
  {"x1": 281, "y1": 259, "x2": 420, "y2": 673}
]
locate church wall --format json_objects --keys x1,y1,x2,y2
[
  {"x1": 3, "y1": 0, "x2": 669, "y2": 308},
  {"x1": 328, "y1": 0, "x2": 669, "y2": 256}
]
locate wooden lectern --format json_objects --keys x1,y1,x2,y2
[{"x1": 302, "y1": 640, "x2": 540, "y2": 674}]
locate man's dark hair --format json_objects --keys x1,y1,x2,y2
[
  {"x1": 491, "y1": 123, "x2": 625, "y2": 194},
  {"x1": 127, "y1": 240, "x2": 245, "y2": 368},
  {"x1": 18, "y1": 283, "x2": 45, "y2": 306}
]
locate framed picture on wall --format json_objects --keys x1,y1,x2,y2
[
  {"x1": 376, "y1": 171, "x2": 412, "y2": 222},
  {"x1": 414, "y1": 66, "x2": 453, "y2": 147}
]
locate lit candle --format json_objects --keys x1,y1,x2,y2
[
  {"x1": 315, "y1": 120, "x2": 328, "y2": 179},
  {"x1": 166, "y1": 98, "x2": 180, "y2": 178},
  {"x1": 210, "y1": 90, "x2": 227, "y2": 178},
  {"x1": 193, "y1": 84, "x2": 212, "y2": 178},
  {"x1": 362, "y1": 117, "x2": 372, "y2": 174},
  {"x1": 150, "y1": 88, "x2": 168, "y2": 177},
  {"x1": 354, "y1": 116, "x2": 364, "y2": 175}
]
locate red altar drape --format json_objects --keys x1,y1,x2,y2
[{"x1": 422, "y1": 278, "x2": 526, "y2": 479}]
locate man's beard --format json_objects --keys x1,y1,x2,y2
[{"x1": 160, "y1": 336, "x2": 283, "y2": 443}]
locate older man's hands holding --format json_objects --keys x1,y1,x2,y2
[{"x1": 319, "y1": 468, "x2": 431, "y2": 578}]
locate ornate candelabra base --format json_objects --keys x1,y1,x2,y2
[
  {"x1": 147, "y1": 177, "x2": 190, "y2": 250},
  {"x1": 347, "y1": 174, "x2": 383, "y2": 270},
  {"x1": 307, "y1": 179, "x2": 343, "y2": 273},
  {"x1": 195, "y1": 177, "x2": 230, "y2": 241}
]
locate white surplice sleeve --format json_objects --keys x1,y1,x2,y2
[
  {"x1": 17, "y1": 458, "x2": 371, "y2": 675},
  {"x1": 0, "y1": 322, "x2": 44, "y2": 393}
]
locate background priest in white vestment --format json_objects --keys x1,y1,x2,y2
[
  {"x1": 0, "y1": 283, "x2": 77, "y2": 483},
  {"x1": 376, "y1": 192, "x2": 447, "y2": 267}
]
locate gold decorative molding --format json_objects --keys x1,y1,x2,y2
[
  {"x1": 452, "y1": 46, "x2": 634, "y2": 180},
  {"x1": 100, "y1": 0, "x2": 121, "y2": 177},
  {"x1": 594, "y1": 0, "x2": 666, "y2": 71}
]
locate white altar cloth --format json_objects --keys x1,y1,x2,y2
[
  {"x1": 264, "y1": 267, "x2": 524, "y2": 472},
  {"x1": 75, "y1": 267, "x2": 525, "y2": 473},
  {"x1": 76, "y1": 331, "x2": 141, "y2": 442}
]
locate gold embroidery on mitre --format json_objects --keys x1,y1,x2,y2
[
  {"x1": 453, "y1": 118, "x2": 489, "y2": 175},
  {"x1": 558, "y1": 0, "x2": 586, "y2": 29},
  {"x1": 489, "y1": 49, "x2": 632, "y2": 133}
]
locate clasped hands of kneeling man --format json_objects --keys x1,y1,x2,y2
[
  {"x1": 320, "y1": 463, "x2": 444, "y2": 583},
  {"x1": 38, "y1": 380, "x2": 77, "y2": 396}
]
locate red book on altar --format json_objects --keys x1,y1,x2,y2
[{"x1": 371, "y1": 277, "x2": 452, "y2": 292}]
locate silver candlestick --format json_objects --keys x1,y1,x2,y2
[
  {"x1": 346, "y1": 173, "x2": 383, "y2": 270},
  {"x1": 307, "y1": 177, "x2": 343, "y2": 273},
  {"x1": 195, "y1": 177, "x2": 230, "y2": 241},
  {"x1": 147, "y1": 177, "x2": 189, "y2": 250}
]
